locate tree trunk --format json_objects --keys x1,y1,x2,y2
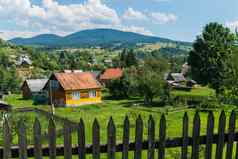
[
  {"x1": 144, "y1": 95, "x2": 153, "y2": 106},
  {"x1": 144, "y1": 95, "x2": 150, "y2": 105}
]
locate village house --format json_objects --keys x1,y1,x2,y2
[
  {"x1": 21, "y1": 79, "x2": 48, "y2": 99},
  {"x1": 99, "y1": 68, "x2": 123, "y2": 85},
  {"x1": 44, "y1": 72, "x2": 102, "y2": 106},
  {"x1": 165, "y1": 73, "x2": 197, "y2": 90},
  {"x1": 16, "y1": 54, "x2": 32, "y2": 67}
]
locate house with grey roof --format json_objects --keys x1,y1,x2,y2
[
  {"x1": 16, "y1": 55, "x2": 32, "y2": 66},
  {"x1": 21, "y1": 79, "x2": 48, "y2": 99},
  {"x1": 165, "y1": 73, "x2": 196, "y2": 90},
  {"x1": 167, "y1": 73, "x2": 186, "y2": 82}
]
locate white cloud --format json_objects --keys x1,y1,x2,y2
[
  {"x1": 122, "y1": 8, "x2": 177, "y2": 25},
  {"x1": 121, "y1": 26, "x2": 154, "y2": 36},
  {"x1": 122, "y1": 8, "x2": 148, "y2": 21},
  {"x1": 0, "y1": 0, "x2": 174, "y2": 39},
  {"x1": 0, "y1": 0, "x2": 121, "y2": 36},
  {"x1": 226, "y1": 21, "x2": 238, "y2": 31},
  {"x1": 150, "y1": 12, "x2": 177, "y2": 24}
]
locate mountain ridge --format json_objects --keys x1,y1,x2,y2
[{"x1": 9, "y1": 28, "x2": 191, "y2": 47}]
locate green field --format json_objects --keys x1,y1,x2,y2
[{"x1": 3, "y1": 88, "x2": 238, "y2": 159}]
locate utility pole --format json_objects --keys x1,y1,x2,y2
[{"x1": 49, "y1": 80, "x2": 55, "y2": 115}]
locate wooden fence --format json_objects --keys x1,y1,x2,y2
[{"x1": 1, "y1": 110, "x2": 238, "y2": 159}]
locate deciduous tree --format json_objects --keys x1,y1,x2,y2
[{"x1": 188, "y1": 22, "x2": 235, "y2": 95}]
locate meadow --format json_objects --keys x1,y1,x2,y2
[{"x1": 3, "y1": 87, "x2": 238, "y2": 158}]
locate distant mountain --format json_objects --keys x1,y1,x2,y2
[
  {"x1": 9, "y1": 29, "x2": 189, "y2": 47},
  {"x1": 10, "y1": 34, "x2": 62, "y2": 46}
]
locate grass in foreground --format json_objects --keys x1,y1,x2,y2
[{"x1": 4, "y1": 90, "x2": 238, "y2": 159}]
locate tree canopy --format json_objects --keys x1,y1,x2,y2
[{"x1": 188, "y1": 22, "x2": 236, "y2": 95}]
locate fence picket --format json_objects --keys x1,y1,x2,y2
[
  {"x1": 226, "y1": 110, "x2": 236, "y2": 159},
  {"x1": 158, "y1": 114, "x2": 166, "y2": 159},
  {"x1": 64, "y1": 121, "x2": 72, "y2": 159},
  {"x1": 134, "y1": 115, "x2": 143, "y2": 159},
  {"x1": 215, "y1": 111, "x2": 226, "y2": 159},
  {"x1": 191, "y1": 111, "x2": 200, "y2": 159},
  {"x1": 93, "y1": 119, "x2": 100, "y2": 159},
  {"x1": 148, "y1": 115, "x2": 155, "y2": 159},
  {"x1": 3, "y1": 118, "x2": 11, "y2": 159},
  {"x1": 181, "y1": 112, "x2": 188, "y2": 159},
  {"x1": 107, "y1": 117, "x2": 116, "y2": 159},
  {"x1": 122, "y1": 116, "x2": 130, "y2": 159},
  {"x1": 19, "y1": 119, "x2": 28, "y2": 159},
  {"x1": 205, "y1": 111, "x2": 214, "y2": 159},
  {"x1": 78, "y1": 119, "x2": 86, "y2": 159},
  {"x1": 48, "y1": 117, "x2": 56, "y2": 159},
  {"x1": 236, "y1": 140, "x2": 238, "y2": 159},
  {"x1": 34, "y1": 118, "x2": 42, "y2": 159}
]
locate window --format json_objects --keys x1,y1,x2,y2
[
  {"x1": 72, "y1": 91, "x2": 80, "y2": 100},
  {"x1": 89, "y1": 90, "x2": 97, "y2": 98},
  {"x1": 51, "y1": 80, "x2": 59, "y2": 90}
]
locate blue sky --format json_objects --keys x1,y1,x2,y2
[{"x1": 0, "y1": 0, "x2": 237, "y2": 41}]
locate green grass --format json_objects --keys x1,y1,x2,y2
[
  {"x1": 171, "y1": 86, "x2": 215, "y2": 97},
  {"x1": 4, "y1": 88, "x2": 238, "y2": 159},
  {"x1": 4, "y1": 94, "x2": 49, "y2": 109}
]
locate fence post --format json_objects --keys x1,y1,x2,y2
[
  {"x1": 134, "y1": 115, "x2": 143, "y2": 159},
  {"x1": 215, "y1": 111, "x2": 226, "y2": 159},
  {"x1": 107, "y1": 117, "x2": 116, "y2": 159},
  {"x1": 93, "y1": 119, "x2": 100, "y2": 159},
  {"x1": 64, "y1": 120, "x2": 72, "y2": 159},
  {"x1": 205, "y1": 111, "x2": 214, "y2": 159},
  {"x1": 122, "y1": 115, "x2": 130, "y2": 159},
  {"x1": 3, "y1": 117, "x2": 11, "y2": 159},
  {"x1": 18, "y1": 119, "x2": 28, "y2": 159},
  {"x1": 226, "y1": 110, "x2": 236, "y2": 159},
  {"x1": 191, "y1": 111, "x2": 200, "y2": 159},
  {"x1": 158, "y1": 114, "x2": 166, "y2": 159},
  {"x1": 181, "y1": 112, "x2": 188, "y2": 159},
  {"x1": 34, "y1": 118, "x2": 42, "y2": 159},
  {"x1": 48, "y1": 117, "x2": 56, "y2": 159},
  {"x1": 148, "y1": 115, "x2": 155, "y2": 159},
  {"x1": 78, "y1": 118, "x2": 85, "y2": 159}
]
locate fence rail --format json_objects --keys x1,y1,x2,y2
[{"x1": 1, "y1": 110, "x2": 238, "y2": 159}]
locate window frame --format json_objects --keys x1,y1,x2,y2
[
  {"x1": 89, "y1": 90, "x2": 97, "y2": 98},
  {"x1": 72, "y1": 91, "x2": 80, "y2": 100}
]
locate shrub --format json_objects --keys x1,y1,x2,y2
[{"x1": 32, "y1": 94, "x2": 48, "y2": 105}]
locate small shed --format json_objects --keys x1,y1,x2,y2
[{"x1": 21, "y1": 79, "x2": 48, "y2": 99}]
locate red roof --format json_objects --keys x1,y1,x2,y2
[
  {"x1": 53, "y1": 72, "x2": 101, "y2": 91},
  {"x1": 100, "y1": 68, "x2": 123, "y2": 80}
]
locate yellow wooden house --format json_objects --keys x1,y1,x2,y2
[{"x1": 44, "y1": 72, "x2": 102, "y2": 106}]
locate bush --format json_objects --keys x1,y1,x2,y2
[
  {"x1": 171, "y1": 94, "x2": 218, "y2": 108},
  {"x1": 107, "y1": 79, "x2": 129, "y2": 99},
  {"x1": 199, "y1": 97, "x2": 219, "y2": 109},
  {"x1": 32, "y1": 94, "x2": 48, "y2": 105}
]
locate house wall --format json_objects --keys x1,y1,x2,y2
[
  {"x1": 21, "y1": 83, "x2": 32, "y2": 99},
  {"x1": 50, "y1": 89, "x2": 66, "y2": 106},
  {"x1": 65, "y1": 89, "x2": 101, "y2": 106}
]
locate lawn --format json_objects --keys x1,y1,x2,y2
[
  {"x1": 171, "y1": 86, "x2": 215, "y2": 97},
  {"x1": 3, "y1": 88, "x2": 238, "y2": 159}
]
